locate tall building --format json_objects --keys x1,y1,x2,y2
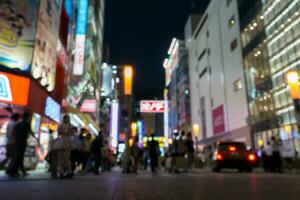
[
  {"x1": 239, "y1": 0, "x2": 300, "y2": 155},
  {"x1": 187, "y1": 0, "x2": 250, "y2": 150}
]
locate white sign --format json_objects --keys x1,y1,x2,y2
[
  {"x1": 0, "y1": 74, "x2": 12, "y2": 102},
  {"x1": 73, "y1": 35, "x2": 86, "y2": 75},
  {"x1": 140, "y1": 100, "x2": 166, "y2": 113}
]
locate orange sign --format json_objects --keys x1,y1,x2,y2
[{"x1": 0, "y1": 71, "x2": 30, "y2": 106}]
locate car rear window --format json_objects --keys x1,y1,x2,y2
[{"x1": 218, "y1": 143, "x2": 246, "y2": 151}]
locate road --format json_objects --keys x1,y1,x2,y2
[{"x1": 0, "y1": 170, "x2": 300, "y2": 200}]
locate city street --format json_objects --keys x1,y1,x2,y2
[{"x1": 1, "y1": 170, "x2": 300, "y2": 200}]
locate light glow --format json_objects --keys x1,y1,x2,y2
[
  {"x1": 124, "y1": 66, "x2": 133, "y2": 95},
  {"x1": 110, "y1": 101, "x2": 119, "y2": 148}
]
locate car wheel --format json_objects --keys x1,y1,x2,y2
[
  {"x1": 246, "y1": 167, "x2": 253, "y2": 173},
  {"x1": 238, "y1": 168, "x2": 244, "y2": 173},
  {"x1": 213, "y1": 167, "x2": 221, "y2": 173}
]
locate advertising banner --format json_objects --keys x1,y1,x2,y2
[
  {"x1": 73, "y1": 0, "x2": 88, "y2": 75},
  {"x1": 31, "y1": 0, "x2": 62, "y2": 92},
  {"x1": 0, "y1": 0, "x2": 39, "y2": 71},
  {"x1": 212, "y1": 105, "x2": 226, "y2": 135},
  {"x1": 45, "y1": 97, "x2": 61, "y2": 123},
  {"x1": 140, "y1": 100, "x2": 166, "y2": 113},
  {"x1": 0, "y1": 71, "x2": 30, "y2": 106},
  {"x1": 80, "y1": 99, "x2": 97, "y2": 113}
]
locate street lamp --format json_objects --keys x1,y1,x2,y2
[{"x1": 287, "y1": 71, "x2": 300, "y2": 157}]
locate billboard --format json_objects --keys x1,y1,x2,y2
[
  {"x1": 31, "y1": 0, "x2": 62, "y2": 92},
  {"x1": 73, "y1": 0, "x2": 88, "y2": 75},
  {"x1": 0, "y1": 0, "x2": 39, "y2": 71},
  {"x1": 45, "y1": 97, "x2": 61, "y2": 123},
  {"x1": 212, "y1": 105, "x2": 226, "y2": 135},
  {"x1": 0, "y1": 71, "x2": 30, "y2": 106},
  {"x1": 140, "y1": 101, "x2": 166, "y2": 113}
]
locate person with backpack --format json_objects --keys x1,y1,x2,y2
[{"x1": 147, "y1": 134, "x2": 160, "y2": 175}]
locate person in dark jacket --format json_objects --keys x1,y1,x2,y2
[
  {"x1": 148, "y1": 134, "x2": 160, "y2": 175},
  {"x1": 9, "y1": 112, "x2": 36, "y2": 177},
  {"x1": 91, "y1": 131, "x2": 103, "y2": 175}
]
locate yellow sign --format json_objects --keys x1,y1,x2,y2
[
  {"x1": 287, "y1": 71, "x2": 300, "y2": 99},
  {"x1": 124, "y1": 66, "x2": 133, "y2": 95}
]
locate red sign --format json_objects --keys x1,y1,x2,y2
[
  {"x1": 212, "y1": 105, "x2": 225, "y2": 135},
  {"x1": 140, "y1": 101, "x2": 166, "y2": 113},
  {"x1": 80, "y1": 99, "x2": 97, "y2": 113}
]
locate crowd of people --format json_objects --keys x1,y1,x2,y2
[{"x1": 0, "y1": 113, "x2": 112, "y2": 179}]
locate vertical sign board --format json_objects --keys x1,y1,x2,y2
[
  {"x1": 212, "y1": 105, "x2": 226, "y2": 135},
  {"x1": 73, "y1": 0, "x2": 88, "y2": 75},
  {"x1": 45, "y1": 97, "x2": 61, "y2": 123},
  {"x1": 110, "y1": 101, "x2": 119, "y2": 148}
]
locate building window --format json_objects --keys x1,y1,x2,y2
[
  {"x1": 226, "y1": 0, "x2": 233, "y2": 7},
  {"x1": 228, "y1": 15, "x2": 236, "y2": 29},
  {"x1": 231, "y1": 38, "x2": 238, "y2": 51},
  {"x1": 234, "y1": 79, "x2": 243, "y2": 92}
]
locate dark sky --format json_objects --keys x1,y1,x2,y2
[{"x1": 104, "y1": 0, "x2": 209, "y2": 100}]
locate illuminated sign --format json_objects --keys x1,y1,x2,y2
[
  {"x1": 73, "y1": 0, "x2": 88, "y2": 75},
  {"x1": 0, "y1": 71, "x2": 30, "y2": 106},
  {"x1": 45, "y1": 97, "x2": 61, "y2": 123},
  {"x1": 80, "y1": 99, "x2": 97, "y2": 113},
  {"x1": 212, "y1": 105, "x2": 226, "y2": 135},
  {"x1": 124, "y1": 66, "x2": 133, "y2": 95},
  {"x1": 110, "y1": 101, "x2": 119, "y2": 148},
  {"x1": 140, "y1": 100, "x2": 166, "y2": 113}
]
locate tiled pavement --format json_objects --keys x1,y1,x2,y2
[{"x1": 0, "y1": 169, "x2": 300, "y2": 200}]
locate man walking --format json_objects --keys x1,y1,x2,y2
[
  {"x1": 148, "y1": 134, "x2": 160, "y2": 175},
  {"x1": 91, "y1": 130, "x2": 103, "y2": 175},
  {"x1": 9, "y1": 112, "x2": 35, "y2": 177}
]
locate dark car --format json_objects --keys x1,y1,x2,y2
[{"x1": 212, "y1": 141, "x2": 257, "y2": 172}]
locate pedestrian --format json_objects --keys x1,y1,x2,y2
[
  {"x1": 1, "y1": 113, "x2": 19, "y2": 172},
  {"x1": 142, "y1": 148, "x2": 149, "y2": 170},
  {"x1": 70, "y1": 127, "x2": 80, "y2": 174},
  {"x1": 170, "y1": 131, "x2": 179, "y2": 173},
  {"x1": 80, "y1": 132, "x2": 91, "y2": 174},
  {"x1": 9, "y1": 112, "x2": 36, "y2": 177},
  {"x1": 148, "y1": 134, "x2": 160, "y2": 175},
  {"x1": 90, "y1": 130, "x2": 103, "y2": 175},
  {"x1": 57, "y1": 115, "x2": 74, "y2": 178},
  {"x1": 261, "y1": 141, "x2": 273, "y2": 172},
  {"x1": 131, "y1": 137, "x2": 140, "y2": 174},
  {"x1": 185, "y1": 132, "x2": 195, "y2": 172},
  {"x1": 271, "y1": 136, "x2": 282, "y2": 173}
]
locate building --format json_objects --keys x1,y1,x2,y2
[
  {"x1": 187, "y1": 0, "x2": 250, "y2": 150},
  {"x1": 239, "y1": 0, "x2": 300, "y2": 155}
]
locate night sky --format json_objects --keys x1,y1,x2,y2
[{"x1": 104, "y1": 0, "x2": 209, "y2": 100}]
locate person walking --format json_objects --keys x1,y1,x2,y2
[
  {"x1": 79, "y1": 132, "x2": 91, "y2": 174},
  {"x1": 90, "y1": 130, "x2": 103, "y2": 175},
  {"x1": 131, "y1": 137, "x2": 140, "y2": 174},
  {"x1": 148, "y1": 134, "x2": 160, "y2": 175},
  {"x1": 185, "y1": 132, "x2": 195, "y2": 172},
  {"x1": 9, "y1": 112, "x2": 36, "y2": 177},
  {"x1": 57, "y1": 115, "x2": 74, "y2": 178},
  {"x1": 271, "y1": 136, "x2": 282, "y2": 173},
  {"x1": 261, "y1": 141, "x2": 273, "y2": 172},
  {"x1": 1, "y1": 113, "x2": 19, "y2": 172}
]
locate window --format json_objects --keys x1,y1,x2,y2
[
  {"x1": 228, "y1": 15, "x2": 236, "y2": 29},
  {"x1": 231, "y1": 38, "x2": 238, "y2": 51},
  {"x1": 234, "y1": 79, "x2": 243, "y2": 92},
  {"x1": 226, "y1": 0, "x2": 233, "y2": 7}
]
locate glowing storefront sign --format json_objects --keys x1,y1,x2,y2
[
  {"x1": 45, "y1": 97, "x2": 61, "y2": 123},
  {"x1": 110, "y1": 101, "x2": 119, "y2": 148},
  {"x1": 124, "y1": 66, "x2": 133, "y2": 95},
  {"x1": 0, "y1": 71, "x2": 30, "y2": 106},
  {"x1": 73, "y1": 0, "x2": 88, "y2": 75},
  {"x1": 140, "y1": 100, "x2": 166, "y2": 113}
]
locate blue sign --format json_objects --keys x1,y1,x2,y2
[
  {"x1": 76, "y1": 0, "x2": 88, "y2": 35},
  {"x1": 45, "y1": 97, "x2": 61, "y2": 123}
]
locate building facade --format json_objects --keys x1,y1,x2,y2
[
  {"x1": 239, "y1": 0, "x2": 300, "y2": 155},
  {"x1": 187, "y1": 0, "x2": 250, "y2": 149}
]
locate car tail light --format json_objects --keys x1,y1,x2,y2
[
  {"x1": 217, "y1": 154, "x2": 223, "y2": 161},
  {"x1": 248, "y1": 154, "x2": 256, "y2": 161}
]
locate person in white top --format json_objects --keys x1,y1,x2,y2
[{"x1": 1, "y1": 113, "x2": 19, "y2": 170}]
